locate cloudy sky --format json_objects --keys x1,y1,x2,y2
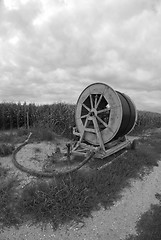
[{"x1": 0, "y1": 0, "x2": 161, "y2": 113}]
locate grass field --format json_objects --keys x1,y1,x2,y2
[{"x1": 0, "y1": 126, "x2": 161, "y2": 231}]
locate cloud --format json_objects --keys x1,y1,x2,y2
[{"x1": 0, "y1": 0, "x2": 161, "y2": 113}]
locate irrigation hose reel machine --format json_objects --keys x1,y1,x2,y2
[
  {"x1": 12, "y1": 82, "x2": 138, "y2": 178},
  {"x1": 71, "y1": 82, "x2": 137, "y2": 159}
]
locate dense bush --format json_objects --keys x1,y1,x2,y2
[{"x1": 0, "y1": 143, "x2": 15, "y2": 157}]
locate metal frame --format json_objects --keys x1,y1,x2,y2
[
  {"x1": 72, "y1": 125, "x2": 131, "y2": 159},
  {"x1": 71, "y1": 83, "x2": 136, "y2": 160}
]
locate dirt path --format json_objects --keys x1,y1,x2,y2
[{"x1": 1, "y1": 146, "x2": 161, "y2": 240}]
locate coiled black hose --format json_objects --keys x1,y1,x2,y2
[{"x1": 12, "y1": 133, "x2": 96, "y2": 178}]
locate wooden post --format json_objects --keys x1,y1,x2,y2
[
  {"x1": 17, "y1": 110, "x2": 20, "y2": 129},
  {"x1": 26, "y1": 111, "x2": 29, "y2": 130}
]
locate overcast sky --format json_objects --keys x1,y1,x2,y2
[{"x1": 0, "y1": 0, "x2": 161, "y2": 113}]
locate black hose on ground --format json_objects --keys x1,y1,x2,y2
[{"x1": 12, "y1": 133, "x2": 96, "y2": 178}]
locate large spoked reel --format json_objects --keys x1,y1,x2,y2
[
  {"x1": 73, "y1": 83, "x2": 137, "y2": 158},
  {"x1": 12, "y1": 83, "x2": 137, "y2": 178}
]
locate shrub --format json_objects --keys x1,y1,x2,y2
[
  {"x1": 0, "y1": 175, "x2": 21, "y2": 228},
  {"x1": 0, "y1": 143, "x2": 15, "y2": 157}
]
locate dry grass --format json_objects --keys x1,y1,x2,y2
[
  {"x1": 0, "y1": 124, "x2": 161, "y2": 232},
  {"x1": 0, "y1": 167, "x2": 21, "y2": 229},
  {"x1": 0, "y1": 131, "x2": 160, "y2": 231}
]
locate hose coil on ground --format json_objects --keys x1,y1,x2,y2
[{"x1": 12, "y1": 133, "x2": 96, "y2": 178}]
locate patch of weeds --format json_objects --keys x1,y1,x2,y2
[
  {"x1": 0, "y1": 129, "x2": 30, "y2": 145},
  {"x1": 126, "y1": 193, "x2": 161, "y2": 240},
  {"x1": 0, "y1": 165, "x2": 10, "y2": 177},
  {"x1": 16, "y1": 176, "x2": 97, "y2": 230},
  {"x1": 0, "y1": 174, "x2": 22, "y2": 229},
  {"x1": 148, "y1": 132, "x2": 161, "y2": 154},
  {"x1": 30, "y1": 147, "x2": 42, "y2": 162},
  {"x1": 0, "y1": 132, "x2": 15, "y2": 143},
  {"x1": 16, "y1": 128, "x2": 29, "y2": 137},
  {"x1": 34, "y1": 147, "x2": 41, "y2": 153},
  {"x1": 30, "y1": 127, "x2": 56, "y2": 142},
  {"x1": 0, "y1": 143, "x2": 15, "y2": 157}
]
